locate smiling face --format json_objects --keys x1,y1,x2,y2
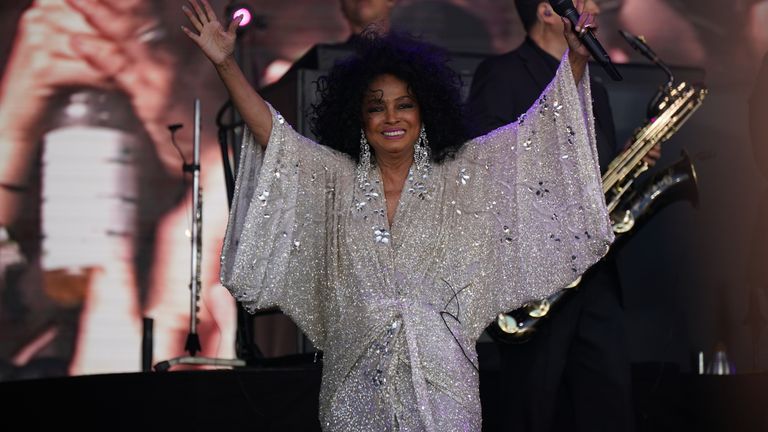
[{"x1": 361, "y1": 73, "x2": 422, "y2": 163}]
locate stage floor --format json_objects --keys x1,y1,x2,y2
[{"x1": 0, "y1": 362, "x2": 766, "y2": 431}]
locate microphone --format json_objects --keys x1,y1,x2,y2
[{"x1": 548, "y1": 0, "x2": 623, "y2": 81}]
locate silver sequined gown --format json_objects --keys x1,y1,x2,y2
[{"x1": 221, "y1": 56, "x2": 613, "y2": 431}]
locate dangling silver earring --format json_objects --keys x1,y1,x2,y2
[
  {"x1": 414, "y1": 125, "x2": 431, "y2": 172},
  {"x1": 357, "y1": 128, "x2": 372, "y2": 188}
]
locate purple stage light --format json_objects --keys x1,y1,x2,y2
[{"x1": 232, "y1": 7, "x2": 252, "y2": 27}]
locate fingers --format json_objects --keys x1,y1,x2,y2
[
  {"x1": 642, "y1": 144, "x2": 662, "y2": 166},
  {"x1": 71, "y1": 34, "x2": 129, "y2": 78},
  {"x1": 101, "y1": 0, "x2": 149, "y2": 15},
  {"x1": 42, "y1": 58, "x2": 115, "y2": 89},
  {"x1": 562, "y1": 16, "x2": 579, "y2": 45},
  {"x1": 227, "y1": 14, "x2": 243, "y2": 36},
  {"x1": 66, "y1": 0, "x2": 116, "y2": 36},
  {"x1": 188, "y1": 0, "x2": 209, "y2": 24},
  {"x1": 576, "y1": 12, "x2": 589, "y2": 33},
  {"x1": 66, "y1": 0, "x2": 137, "y2": 41},
  {"x1": 11, "y1": 6, "x2": 107, "y2": 77},
  {"x1": 181, "y1": 25, "x2": 201, "y2": 44},
  {"x1": 66, "y1": 0, "x2": 166, "y2": 64},
  {"x1": 584, "y1": 13, "x2": 599, "y2": 33},
  {"x1": 72, "y1": 31, "x2": 166, "y2": 109},
  {"x1": 644, "y1": 150, "x2": 661, "y2": 160},
  {"x1": 576, "y1": 0, "x2": 584, "y2": 15},
  {"x1": 23, "y1": 2, "x2": 94, "y2": 35},
  {"x1": 562, "y1": 17, "x2": 573, "y2": 33},
  {"x1": 33, "y1": 0, "x2": 72, "y2": 7},
  {"x1": 648, "y1": 146, "x2": 662, "y2": 159},
  {"x1": 182, "y1": 4, "x2": 204, "y2": 32},
  {"x1": 200, "y1": 0, "x2": 217, "y2": 23}
]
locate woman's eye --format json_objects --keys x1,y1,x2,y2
[
  {"x1": 398, "y1": 103, "x2": 414, "y2": 109},
  {"x1": 367, "y1": 106, "x2": 384, "y2": 113}
]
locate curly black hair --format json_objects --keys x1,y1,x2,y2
[{"x1": 310, "y1": 32, "x2": 468, "y2": 163}]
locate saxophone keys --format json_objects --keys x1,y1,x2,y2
[
  {"x1": 526, "y1": 299, "x2": 551, "y2": 318},
  {"x1": 611, "y1": 209, "x2": 635, "y2": 234},
  {"x1": 496, "y1": 313, "x2": 520, "y2": 334}
]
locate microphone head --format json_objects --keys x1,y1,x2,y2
[{"x1": 548, "y1": 0, "x2": 576, "y2": 17}]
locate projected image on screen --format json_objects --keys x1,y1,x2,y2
[{"x1": 0, "y1": 0, "x2": 237, "y2": 379}]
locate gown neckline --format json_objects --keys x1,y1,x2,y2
[{"x1": 374, "y1": 162, "x2": 414, "y2": 239}]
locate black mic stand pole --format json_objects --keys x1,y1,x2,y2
[
  {"x1": 154, "y1": 98, "x2": 246, "y2": 371},
  {"x1": 618, "y1": 30, "x2": 677, "y2": 118}
]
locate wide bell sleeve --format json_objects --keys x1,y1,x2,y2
[
  {"x1": 219, "y1": 104, "x2": 351, "y2": 350},
  {"x1": 452, "y1": 54, "x2": 615, "y2": 338}
]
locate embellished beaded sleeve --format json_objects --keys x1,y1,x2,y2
[
  {"x1": 446, "y1": 55, "x2": 614, "y2": 339},
  {"x1": 219, "y1": 105, "x2": 352, "y2": 350}
]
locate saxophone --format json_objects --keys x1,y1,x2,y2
[{"x1": 488, "y1": 33, "x2": 707, "y2": 344}]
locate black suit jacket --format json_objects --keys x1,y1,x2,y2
[{"x1": 466, "y1": 38, "x2": 620, "y2": 173}]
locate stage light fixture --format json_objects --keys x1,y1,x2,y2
[
  {"x1": 232, "y1": 6, "x2": 252, "y2": 27},
  {"x1": 227, "y1": 3, "x2": 255, "y2": 31}
]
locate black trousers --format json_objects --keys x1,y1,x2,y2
[{"x1": 497, "y1": 261, "x2": 634, "y2": 432}]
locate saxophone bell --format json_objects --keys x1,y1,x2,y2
[
  {"x1": 657, "y1": 149, "x2": 699, "y2": 209},
  {"x1": 617, "y1": 149, "x2": 700, "y2": 229}
]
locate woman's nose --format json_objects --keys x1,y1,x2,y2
[{"x1": 384, "y1": 107, "x2": 398, "y2": 123}]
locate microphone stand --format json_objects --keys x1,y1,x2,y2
[
  {"x1": 154, "y1": 99, "x2": 246, "y2": 372},
  {"x1": 618, "y1": 30, "x2": 676, "y2": 118}
]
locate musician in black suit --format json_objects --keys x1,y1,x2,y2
[
  {"x1": 260, "y1": 0, "x2": 396, "y2": 128},
  {"x1": 467, "y1": 1, "x2": 658, "y2": 430}
]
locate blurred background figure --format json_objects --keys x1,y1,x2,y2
[
  {"x1": 278, "y1": 0, "x2": 397, "y2": 72},
  {"x1": 341, "y1": 0, "x2": 396, "y2": 35},
  {"x1": 260, "y1": 0, "x2": 396, "y2": 86}
]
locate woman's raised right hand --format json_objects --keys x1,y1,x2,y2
[{"x1": 181, "y1": 0, "x2": 242, "y2": 66}]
